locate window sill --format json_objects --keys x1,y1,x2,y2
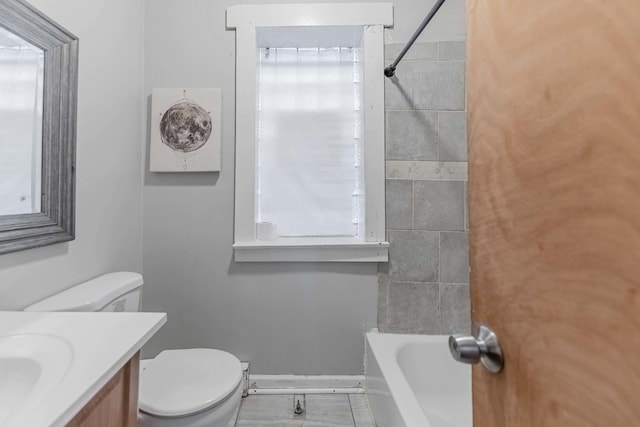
[{"x1": 233, "y1": 238, "x2": 389, "y2": 262}]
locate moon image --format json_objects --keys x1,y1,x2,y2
[{"x1": 159, "y1": 101, "x2": 212, "y2": 153}]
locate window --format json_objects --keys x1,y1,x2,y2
[{"x1": 227, "y1": 3, "x2": 392, "y2": 262}]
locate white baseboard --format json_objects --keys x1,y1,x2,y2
[{"x1": 248, "y1": 375, "x2": 364, "y2": 395}]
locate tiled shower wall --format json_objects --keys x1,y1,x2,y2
[{"x1": 379, "y1": 41, "x2": 470, "y2": 334}]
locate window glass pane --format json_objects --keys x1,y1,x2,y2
[{"x1": 257, "y1": 45, "x2": 364, "y2": 237}]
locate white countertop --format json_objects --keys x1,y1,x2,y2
[{"x1": 0, "y1": 311, "x2": 166, "y2": 427}]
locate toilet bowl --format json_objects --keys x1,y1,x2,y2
[
  {"x1": 24, "y1": 272, "x2": 243, "y2": 427},
  {"x1": 138, "y1": 349, "x2": 242, "y2": 427}
]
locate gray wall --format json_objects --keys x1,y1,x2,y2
[
  {"x1": 0, "y1": 1, "x2": 467, "y2": 372},
  {"x1": 141, "y1": 0, "x2": 465, "y2": 374},
  {"x1": 379, "y1": 41, "x2": 470, "y2": 334},
  {"x1": 0, "y1": 0, "x2": 144, "y2": 310}
]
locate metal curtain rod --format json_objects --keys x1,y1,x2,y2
[{"x1": 384, "y1": 0, "x2": 447, "y2": 78}]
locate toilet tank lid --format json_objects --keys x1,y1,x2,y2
[{"x1": 23, "y1": 272, "x2": 143, "y2": 312}]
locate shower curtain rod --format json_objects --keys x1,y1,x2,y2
[{"x1": 384, "y1": 0, "x2": 447, "y2": 78}]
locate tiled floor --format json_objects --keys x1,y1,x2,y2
[{"x1": 234, "y1": 393, "x2": 376, "y2": 426}]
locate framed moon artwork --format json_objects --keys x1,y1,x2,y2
[{"x1": 150, "y1": 88, "x2": 221, "y2": 172}]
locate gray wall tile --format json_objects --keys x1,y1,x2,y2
[
  {"x1": 464, "y1": 181, "x2": 469, "y2": 231},
  {"x1": 413, "y1": 61, "x2": 465, "y2": 110},
  {"x1": 387, "y1": 281, "x2": 439, "y2": 333},
  {"x1": 385, "y1": 61, "x2": 414, "y2": 110},
  {"x1": 388, "y1": 230, "x2": 439, "y2": 282},
  {"x1": 386, "y1": 111, "x2": 437, "y2": 160},
  {"x1": 439, "y1": 283, "x2": 470, "y2": 334},
  {"x1": 385, "y1": 42, "x2": 438, "y2": 61},
  {"x1": 385, "y1": 180, "x2": 413, "y2": 229},
  {"x1": 414, "y1": 181, "x2": 465, "y2": 231},
  {"x1": 386, "y1": 160, "x2": 467, "y2": 181},
  {"x1": 437, "y1": 41, "x2": 466, "y2": 60},
  {"x1": 381, "y1": 41, "x2": 469, "y2": 335},
  {"x1": 438, "y1": 112, "x2": 467, "y2": 161},
  {"x1": 440, "y1": 232, "x2": 469, "y2": 283}
]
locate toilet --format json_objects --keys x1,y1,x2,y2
[{"x1": 24, "y1": 272, "x2": 243, "y2": 427}]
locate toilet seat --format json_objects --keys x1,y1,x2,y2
[{"x1": 139, "y1": 348, "x2": 242, "y2": 418}]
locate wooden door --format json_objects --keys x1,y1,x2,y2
[{"x1": 467, "y1": 1, "x2": 640, "y2": 426}]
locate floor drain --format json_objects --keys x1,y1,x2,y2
[{"x1": 293, "y1": 394, "x2": 305, "y2": 416}]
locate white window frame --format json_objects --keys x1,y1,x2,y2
[{"x1": 227, "y1": 3, "x2": 392, "y2": 262}]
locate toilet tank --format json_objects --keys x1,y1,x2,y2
[{"x1": 24, "y1": 272, "x2": 144, "y2": 313}]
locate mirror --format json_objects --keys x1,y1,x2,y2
[
  {"x1": 0, "y1": 0, "x2": 78, "y2": 254},
  {"x1": 0, "y1": 25, "x2": 44, "y2": 216}
]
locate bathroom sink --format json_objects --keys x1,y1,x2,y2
[
  {"x1": 0, "y1": 334, "x2": 73, "y2": 426},
  {"x1": 0, "y1": 311, "x2": 165, "y2": 426}
]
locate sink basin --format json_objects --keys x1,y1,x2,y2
[
  {"x1": 0, "y1": 311, "x2": 166, "y2": 426},
  {"x1": 0, "y1": 334, "x2": 73, "y2": 426}
]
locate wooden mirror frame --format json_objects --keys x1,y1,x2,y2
[{"x1": 0, "y1": 0, "x2": 78, "y2": 254}]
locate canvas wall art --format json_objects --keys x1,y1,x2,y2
[{"x1": 150, "y1": 88, "x2": 221, "y2": 172}]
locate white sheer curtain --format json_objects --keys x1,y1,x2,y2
[
  {"x1": 0, "y1": 33, "x2": 44, "y2": 215},
  {"x1": 257, "y1": 46, "x2": 364, "y2": 237}
]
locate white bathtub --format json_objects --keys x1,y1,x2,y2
[{"x1": 365, "y1": 332, "x2": 472, "y2": 427}]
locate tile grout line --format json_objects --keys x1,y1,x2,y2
[
  {"x1": 436, "y1": 109, "x2": 440, "y2": 162},
  {"x1": 437, "y1": 230, "x2": 442, "y2": 283},
  {"x1": 411, "y1": 179, "x2": 415, "y2": 230},
  {"x1": 437, "y1": 231, "x2": 442, "y2": 331},
  {"x1": 385, "y1": 270, "x2": 390, "y2": 331},
  {"x1": 348, "y1": 394, "x2": 358, "y2": 427}
]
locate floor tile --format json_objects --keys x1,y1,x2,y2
[
  {"x1": 235, "y1": 393, "x2": 374, "y2": 427},
  {"x1": 236, "y1": 395, "x2": 295, "y2": 423},
  {"x1": 303, "y1": 422, "x2": 351, "y2": 427},
  {"x1": 349, "y1": 394, "x2": 376, "y2": 427},
  {"x1": 304, "y1": 394, "x2": 354, "y2": 426},
  {"x1": 236, "y1": 421, "x2": 304, "y2": 427},
  {"x1": 227, "y1": 410, "x2": 239, "y2": 427}
]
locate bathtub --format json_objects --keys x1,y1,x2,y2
[{"x1": 365, "y1": 332, "x2": 472, "y2": 427}]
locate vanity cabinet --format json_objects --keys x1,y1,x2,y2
[{"x1": 67, "y1": 353, "x2": 140, "y2": 427}]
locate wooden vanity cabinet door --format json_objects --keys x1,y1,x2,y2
[{"x1": 67, "y1": 352, "x2": 140, "y2": 427}]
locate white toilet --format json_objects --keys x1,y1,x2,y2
[{"x1": 24, "y1": 272, "x2": 243, "y2": 427}]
